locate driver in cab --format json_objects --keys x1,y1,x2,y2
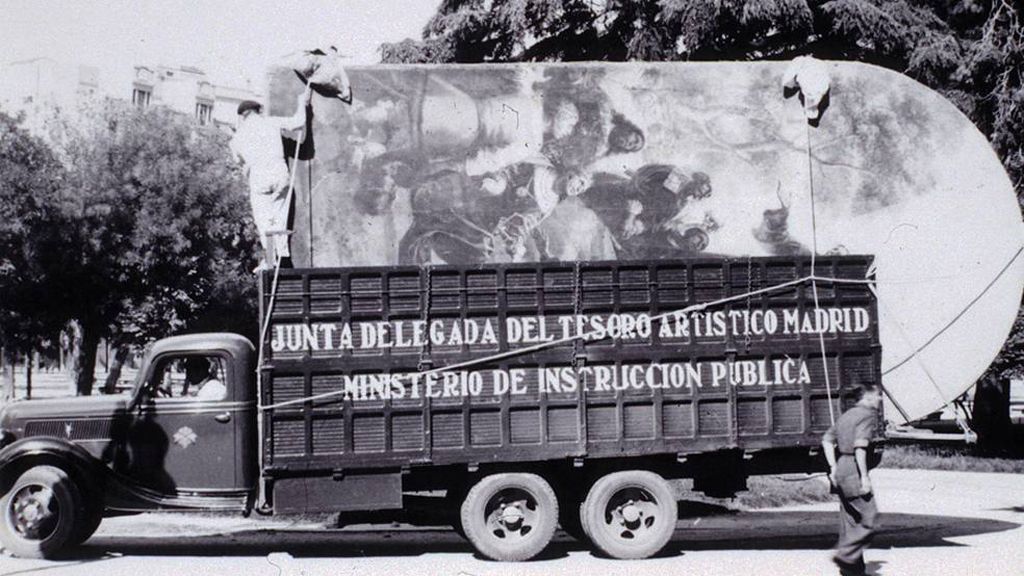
[{"x1": 183, "y1": 357, "x2": 225, "y2": 401}]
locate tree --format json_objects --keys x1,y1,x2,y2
[
  {"x1": 381, "y1": 0, "x2": 1021, "y2": 183},
  {"x1": 0, "y1": 112, "x2": 67, "y2": 398},
  {"x1": 42, "y1": 101, "x2": 259, "y2": 395},
  {"x1": 381, "y1": 0, "x2": 1024, "y2": 377}
]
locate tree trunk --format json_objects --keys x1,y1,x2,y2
[
  {"x1": 972, "y1": 375, "x2": 1012, "y2": 453},
  {"x1": 67, "y1": 323, "x2": 80, "y2": 393},
  {"x1": 102, "y1": 345, "x2": 129, "y2": 394},
  {"x1": 70, "y1": 321, "x2": 101, "y2": 396},
  {"x1": 0, "y1": 346, "x2": 13, "y2": 401},
  {"x1": 26, "y1": 353, "x2": 32, "y2": 399}
]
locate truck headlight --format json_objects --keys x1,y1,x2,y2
[{"x1": 0, "y1": 428, "x2": 13, "y2": 449}]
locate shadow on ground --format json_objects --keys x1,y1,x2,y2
[{"x1": 67, "y1": 502, "x2": 1019, "y2": 561}]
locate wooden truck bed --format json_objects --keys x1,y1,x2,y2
[{"x1": 259, "y1": 255, "x2": 880, "y2": 472}]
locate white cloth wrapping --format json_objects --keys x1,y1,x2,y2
[{"x1": 284, "y1": 47, "x2": 352, "y2": 102}]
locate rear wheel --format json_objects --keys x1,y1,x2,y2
[
  {"x1": 460, "y1": 473, "x2": 558, "y2": 561},
  {"x1": 0, "y1": 466, "x2": 81, "y2": 559},
  {"x1": 580, "y1": 470, "x2": 677, "y2": 559},
  {"x1": 445, "y1": 484, "x2": 468, "y2": 540}
]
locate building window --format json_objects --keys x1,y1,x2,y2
[
  {"x1": 195, "y1": 101, "x2": 213, "y2": 125},
  {"x1": 132, "y1": 88, "x2": 151, "y2": 108}
]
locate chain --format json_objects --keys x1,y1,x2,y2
[
  {"x1": 419, "y1": 265, "x2": 432, "y2": 371},
  {"x1": 744, "y1": 256, "x2": 753, "y2": 351},
  {"x1": 572, "y1": 260, "x2": 583, "y2": 374}
]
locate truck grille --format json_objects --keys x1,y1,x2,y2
[{"x1": 25, "y1": 419, "x2": 112, "y2": 440}]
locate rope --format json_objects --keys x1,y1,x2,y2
[
  {"x1": 805, "y1": 122, "x2": 836, "y2": 425},
  {"x1": 259, "y1": 273, "x2": 861, "y2": 411},
  {"x1": 255, "y1": 249, "x2": 1019, "y2": 415},
  {"x1": 254, "y1": 81, "x2": 312, "y2": 510},
  {"x1": 881, "y1": 244, "x2": 1024, "y2": 376},
  {"x1": 874, "y1": 292, "x2": 971, "y2": 432}
]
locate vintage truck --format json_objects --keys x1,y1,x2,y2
[
  {"x1": 0, "y1": 255, "x2": 881, "y2": 560},
  {"x1": 2, "y1": 57, "x2": 1018, "y2": 562}
]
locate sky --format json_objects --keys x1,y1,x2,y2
[{"x1": 1, "y1": 0, "x2": 439, "y2": 93}]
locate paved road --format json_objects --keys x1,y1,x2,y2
[{"x1": 2, "y1": 469, "x2": 1022, "y2": 576}]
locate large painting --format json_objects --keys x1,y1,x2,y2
[{"x1": 267, "y1": 61, "x2": 1023, "y2": 422}]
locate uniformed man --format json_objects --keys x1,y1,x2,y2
[{"x1": 821, "y1": 382, "x2": 882, "y2": 576}]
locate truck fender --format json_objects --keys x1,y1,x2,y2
[{"x1": 0, "y1": 436, "x2": 107, "y2": 497}]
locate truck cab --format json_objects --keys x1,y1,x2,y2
[{"x1": 0, "y1": 333, "x2": 257, "y2": 558}]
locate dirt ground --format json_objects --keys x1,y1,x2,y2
[{"x1": 2, "y1": 468, "x2": 1022, "y2": 576}]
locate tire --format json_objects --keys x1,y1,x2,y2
[
  {"x1": 460, "y1": 473, "x2": 558, "y2": 561},
  {"x1": 580, "y1": 470, "x2": 677, "y2": 560},
  {"x1": 71, "y1": 505, "x2": 102, "y2": 546},
  {"x1": 0, "y1": 466, "x2": 82, "y2": 559},
  {"x1": 445, "y1": 486, "x2": 467, "y2": 540},
  {"x1": 68, "y1": 483, "x2": 103, "y2": 546},
  {"x1": 450, "y1": 519, "x2": 467, "y2": 541}
]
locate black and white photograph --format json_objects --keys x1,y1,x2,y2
[{"x1": 1, "y1": 1, "x2": 1023, "y2": 575}]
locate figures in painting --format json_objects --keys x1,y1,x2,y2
[
  {"x1": 332, "y1": 66, "x2": 734, "y2": 266},
  {"x1": 753, "y1": 186, "x2": 810, "y2": 256}
]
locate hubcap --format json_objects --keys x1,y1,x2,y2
[
  {"x1": 7, "y1": 485, "x2": 59, "y2": 541},
  {"x1": 603, "y1": 487, "x2": 659, "y2": 541},
  {"x1": 620, "y1": 502, "x2": 642, "y2": 524},
  {"x1": 485, "y1": 488, "x2": 539, "y2": 539},
  {"x1": 499, "y1": 503, "x2": 525, "y2": 528}
]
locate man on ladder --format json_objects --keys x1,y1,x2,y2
[{"x1": 231, "y1": 88, "x2": 313, "y2": 270}]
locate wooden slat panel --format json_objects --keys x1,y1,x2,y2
[{"x1": 261, "y1": 256, "x2": 879, "y2": 471}]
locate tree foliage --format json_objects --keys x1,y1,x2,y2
[
  {"x1": 0, "y1": 112, "x2": 66, "y2": 357},
  {"x1": 381, "y1": 0, "x2": 1022, "y2": 186},
  {"x1": 41, "y1": 101, "x2": 258, "y2": 394},
  {"x1": 382, "y1": 0, "x2": 1024, "y2": 378}
]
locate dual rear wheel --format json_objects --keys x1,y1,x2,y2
[
  {"x1": 460, "y1": 472, "x2": 558, "y2": 561},
  {"x1": 459, "y1": 469, "x2": 676, "y2": 561},
  {"x1": 579, "y1": 470, "x2": 677, "y2": 559}
]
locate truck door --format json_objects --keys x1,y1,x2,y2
[{"x1": 126, "y1": 353, "x2": 242, "y2": 492}]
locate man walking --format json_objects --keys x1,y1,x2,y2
[
  {"x1": 231, "y1": 88, "x2": 312, "y2": 270},
  {"x1": 821, "y1": 382, "x2": 883, "y2": 575}
]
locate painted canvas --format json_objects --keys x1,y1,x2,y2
[{"x1": 267, "y1": 61, "x2": 1023, "y2": 422}]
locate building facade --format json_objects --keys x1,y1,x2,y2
[
  {"x1": 1, "y1": 58, "x2": 261, "y2": 130},
  {"x1": 131, "y1": 64, "x2": 263, "y2": 129},
  {"x1": 0, "y1": 57, "x2": 101, "y2": 126}
]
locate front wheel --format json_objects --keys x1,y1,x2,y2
[
  {"x1": 71, "y1": 503, "x2": 103, "y2": 545},
  {"x1": 580, "y1": 470, "x2": 677, "y2": 559},
  {"x1": 0, "y1": 466, "x2": 81, "y2": 559},
  {"x1": 460, "y1": 472, "x2": 558, "y2": 561}
]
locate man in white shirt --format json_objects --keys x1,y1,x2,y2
[
  {"x1": 230, "y1": 89, "x2": 312, "y2": 269},
  {"x1": 183, "y1": 357, "x2": 226, "y2": 401}
]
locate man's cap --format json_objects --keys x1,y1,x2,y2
[{"x1": 237, "y1": 100, "x2": 262, "y2": 115}]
